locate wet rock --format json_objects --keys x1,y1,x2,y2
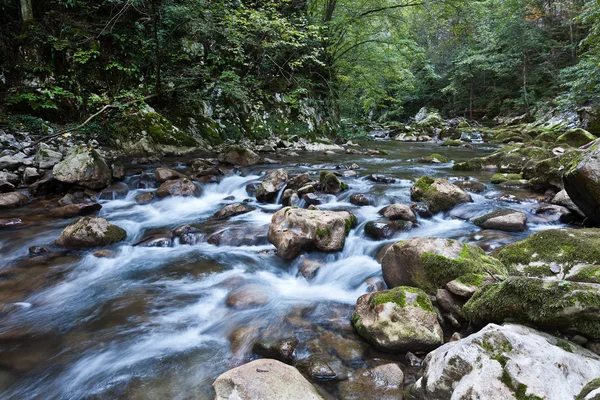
[
  {"x1": 29, "y1": 172, "x2": 68, "y2": 196},
  {"x1": 302, "y1": 193, "x2": 322, "y2": 206},
  {"x1": 218, "y1": 146, "x2": 263, "y2": 167},
  {"x1": 532, "y1": 204, "x2": 571, "y2": 223},
  {"x1": 155, "y1": 167, "x2": 186, "y2": 183},
  {"x1": 286, "y1": 173, "x2": 312, "y2": 190},
  {"x1": 48, "y1": 202, "x2": 102, "y2": 218},
  {"x1": 381, "y1": 236, "x2": 506, "y2": 292},
  {"x1": 338, "y1": 363, "x2": 404, "y2": 400},
  {"x1": 297, "y1": 354, "x2": 341, "y2": 381},
  {"x1": 364, "y1": 220, "x2": 413, "y2": 240},
  {"x1": 418, "y1": 153, "x2": 449, "y2": 164},
  {"x1": 136, "y1": 172, "x2": 156, "y2": 189},
  {"x1": 229, "y1": 326, "x2": 260, "y2": 355},
  {"x1": 156, "y1": 178, "x2": 199, "y2": 198},
  {"x1": 135, "y1": 192, "x2": 155, "y2": 204},
  {"x1": 0, "y1": 171, "x2": 18, "y2": 185},
  {"x1": 364, "y1": 277, "x2": 386, "y2": 292},
  {"x1": 564, "y1": 141, "x2": 600, "y2": 224},
  {"x1": 454, "y1": 179, "x2": 487, "y2": 193},
  {"x1": 252, "y1": 337, "x2": 298, "y2": 363},
  {"x1": 473, "y1": 209, "x2": 527, "y2": 232},
  {"x1": 98, "y1": 182, "x2": 129, "y2": 200},
  {"x1": 111, "y1": 162, "x2": 125, "y2": 180},
  {"x1": 413, "y1": 204, "x2": 433, "y2": 218},
  {"x1": 256, "y1": 168, "x2": 288, "y2": 203},
  {"x1": 0, "y1": 192, "x2": 28, "y2": 209},
  {"x1": 36, "y1": 148, "x2": 62, "y2": 169},
  {"x1": 55, "y1": 217, "x2": 127, "y2": 248},
  {"x1": 268, "y1": 207, "x2": 356, "y2": 260},
  {"x1": 137, "y1": 235, "x2": 172, "y2": 247},
  {"x1": 93, "y1": 249, "x2": 117, "y2": 258},
  {"x1": 22, "y1": 167, "x2": 40, "y2": 185},
  {"x1": 410, "y1": 177, "x2": 472, "y2": 214},
  {"x1": 352, "y1": 286, "x2": 443, "y2": 352},
  {"x1": 172, "y1": 224, "x2": 202, "y2": 245},
  {"x1": 213, "y1": 359, "x2": 323, "y2": 400},
  {"x1": 349, "y1": 193, "x2": 370, "y2": 206},
  {"x1": 297, "y1": 183, "x2": 316, "y2": 196},
  {"x1": 226, "y1": 284, "x2": 269, "y2": 309},
  {"x1": 552, "y1": 189, "x2": 584, "y2": 216},
  {"x1": 213, "y1": 203, "x2": 254, "y2": 220},
  {"x1": 320, "y1": 331, "x2": 366, "y2": 363},
  {"x1": 319, "y1": 171, "x2": 347, "y2": 194},
  {"x1": 297, "y1": 258, "x2": 323, "y2": 280},
  {"x1": 208, "y1": 225, "x2": 269, "y2": 247},
  {"x1": 412, "y1": 323, "x2": 600, "y2": 400},
  {"x1": 282, "y1": 189, "x2": 300, "y2": 207},
  {"x1": 29, "y1": 246, "x2": 50, "y2": 255},
  {"x1": 557, "y1": 128, "x2": 597, "y2": 147},
  {"x1": 0, "y1": 218, "x2": 23, "y2": 228},
  {"x1": 0, "y1": 180, "x2": 14, "y2": 193},
  {"x1": 378, "y1": 204, "x2": 417, "y2": 222},
  {"x1": 366, "y1": 174, "x2": 396, "y2": 184},
  {"x1": 53, "y1": 145, "x2": 111, "y2": 190}
]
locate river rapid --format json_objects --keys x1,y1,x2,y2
[{"x1": 0, "y1": 139, "x2": 568, "y2": 399}]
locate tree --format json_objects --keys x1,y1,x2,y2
[{"x1": 20, "y1": 0, "x2": 33, "y2": 22}]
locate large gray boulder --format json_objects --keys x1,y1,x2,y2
[
  {"x1": 410, "y1": 177, "x2": 472, "y2": 214},
  {"x1": 351, "y1": 286, "x2": 443, "y2": 352},
  {"x1": 52, "y1": 146, "x2": 112, "y2": 189},
  {"x1": 378, "y1": 204, "x2": 417, "y2": 223},
  {"x1": 213, "y1": 359, "x2": 323, "y2": 400},
  {"x1": 256, "y1": 168, "x2": 288, "y2": 203},
  {"x1": 219, "y1": 146, "x2": 263, "y2": 166},
  {"x1": 473, "y1": 209, "x2": 527, "y2": 232},
  {"x1": 412, "y1": 323, "x2": 600, "y2": 400},
  {"x1": 55, "y1": 217, "x2": 127, "y2": 248},
  {"x1": 36, "y1": 148, "x2": 63, "y2": 169},
  {"x1": 564, "y1": 140, "x2": 600, "y2": 224},
  {"x1": 381, "y1": 237, "x2": 506, "y2": 293},
  {"x1": 268, "y1": 207, "x2": 355, "y2": 259}
]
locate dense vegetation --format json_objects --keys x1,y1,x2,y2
[{"x1": 0, "y1": 0, "x2": 599, "y2": 142}]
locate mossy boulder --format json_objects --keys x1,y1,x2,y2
[
  {"x1": 563, "y1": 141, "x2": 600, "y2": 224},
  {"x1": 523, "y1": 148, "x2": 583, "y2": 191},
  {"x1": 319, "y1": 171, "x2": 347, "y2": 194},
  {"x1": 418, "y1": 153, "x2": 450, "y2": 163},
  {"x1": 53, "y1": 145, "x2": 112, "y2": 190},
  {"x1": 381, "y1": 236, "x2": 507, "y2": 293},
  {"x1": 454, "y1": 144, "x2": 554, "y2": 173},
  {"x1": 491, "y1": 173, "x2": 523, "y2": 184},
  {"x1": 462, "y1": 277, "x2": 600, "y2": 339},
  {"x1": 493, "y1": 228, "x2": 600, "y2": 279},
  {"x1": 473, "y1": 209, "x2": 527, "y2": 232},
  {"x1": 557, "y1": 129, "x2": 597, "y2": 147},
  {"x1": 453, "y1": 180, "x2": 487, "y2": 193},
  {"x1": 55, "y1": 217, "x2": 127, "y2": 248},
  {"x1": 441, "y1": 140, "x2": 462, "y2": 147},
  {"x1": 414, "y1": 107, "x2": 443, "y2": 128},
  {"x1": 577, "y1": 378, "x2": 600, "y2": 400},
  {"x1": 351, "y1": 286, "x2": 443, "y2": 352},
  {"x1": 410, "y1": 177, "x2": 472, "y2": 214}
]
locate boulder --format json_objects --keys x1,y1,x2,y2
[
  {"x1": 219, "y1": 146, "x2": 263, "y2": 166},
  {"x1": 319, "y1": 171, "x2": 347, "y2": 194},
  {"x1": 0, "y1": 192, "x2": 28, "y2": 209},
  {"x1": 111, "y1": 162, "x2": 125, "y2": 180},
  {"x1": 36, "y1": 148, "x2": 63, "y2": 169},
  {"x1": 412, "y1": 323, "x2": 600, "y2": 400},
  {"x1": 418, "y1": 153, "x2": 449, "y2": 163},
  {"x1": 349, "y1": 193, "x2": 370, "y2": 206},
  {"x1": 366, "y1": 174, "x2": 396, "y2": 184},
  {"x1": 557, "y1": 128, "x2": 596, "y2": 147},
  {"x1": 351, "y1": 286, "x2": 443, "y2": 352},
  {"x1": 155, "y1": 178, "x2": 199, "y2": 198},
  {"x1": 213, "y1": 203, "x2": 254, "y2": 220},
  {"x1": 52, "y1": 146, "x2": 111, "y2": 190},
  {"x1": 213, "y1": 359, "x2": 323, "y2": 400},
  {"x1": 286, "y1": 173, "x2": 312, "y2": 190},
  {"x1": 552, "y1": 189, "x2": 584, "y2": 216},
  {"x1": 23, "y1": 167, "x2": 40, "y2": 185},
  {"x1": 252, "y1": 338, "x2": 298, "y2": 364},
  {"x1": 410, "y1": 177, "x2": 472, "y2": 214},
  {"x1": 463, "y1": 277, "x2": 600, "y2": 339},
  {"x1": 29, "y1": 171, "x2": 69, "y2": 195},
  {"x1": 48, "y1": 202, "x2": 102, "y2": 218},
  {"x1": 473, "y1": 209, "x2": 527, "y2": 232},
  {"x1": 364, "y1": 220, "x2": 413, "y2": 240},
  {"x1": 454, "y1": 179, "x2": 487, "y2": 193},
  {"x1": 55, "y1": 217, "x2": 127, "y2": 248},
  {"x1": 0, "y1": 155, "x2": 28, "y2": 170},
  {"x1": 155, "y1": 167, "x2": 186, "y2": 183},
  {"x1": 381, "y1": 237, "x2": 506, "y2": 293},
  {"x1": 338, "y1": 363, "x2": 404, "y2": 400},
  {"x1": 98, "y1": 182, "x2": 129, "y2": 200},
  {"x1": 256, "y1": 169, "x2": 288, "y2": 203},
  {"x1": 564, "y1": 141, "x2": 600, "y2": 224},
  {"x1": 0, "y1": 171, "x2": 18, "y2": 185},
  {"x1": 0, "y1": 180, "x2": 14, "y2": 193},
  {"x1": 268, "y1": 207, "x2": 356, "y2": 260},
  {"x1": 378, "y1": 204, "x2": 417, "y2": 223},
  {"x1": 135, "y1": 192, "x2": 155, "y2": 204}
]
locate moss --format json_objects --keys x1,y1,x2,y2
[
  {"x1": 419, "y1": 153, "x2": 450, "y2": 163},
  {"x1": 229, "y1": 145, "x2": 249, "y2": 155},
  {"x1": 368, "y1": 286, "x2": 435, "y2": 312},
  {"x1": 442, "y1": 139, "x2": 462, "y2": 147},
  {"x1": 576, "y1": 378, "x2": 600, "y2": 400},
  {"x1": 456, "y1": 273, "x2": 486, "y2": 287},
  {"x1": 491, "y1": 173, "x2": 523, "y2": 184},
  {"x1": 316, "y1": 227, "x2": 331, "y2": 239},
  {"x1": 567, "y1": 265, "x2": 600, "y2": 283},
  {"x1": 413, "y1": 176, "x2": 435, "y2": 191},
  {"x1": 557, "y1": 128, "x2": 596, "y2": 147},
  {"x1": 102, "y1": 224, "x2": 127, "y2": 245},
  {"x1": 453, "y1": 158, "x2": 484, "y2": 171},
  {"x1": 555, "y1": 339, "x2": 574, "y2": 353}
]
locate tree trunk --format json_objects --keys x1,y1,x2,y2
[{"x1": 20, "y1": 0, "x2": 34, "y2": 22}]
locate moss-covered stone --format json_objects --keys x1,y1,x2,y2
[
  {"x1": 557, "y1": 128, "x2": 597, "y2": 147},
  {"x1": 442, "y1": 139, "x2": 462, "y2": 147},
  {"x1": 418, "y1": 153, "x2": 450, "y2": 163},
  {"x1": 576, "y1": 378, "x2": 600, "y2": 400},
  {"x1": 491, "y1": 173, "x2": 523, "y2": 184},
  {"x1": 319, "y1": 171, "x2": 346, "y2": 194},
  {"x1": 411, "y1": 176, "x2": 472, "y2": 214}
]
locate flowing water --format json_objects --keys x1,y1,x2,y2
[{"x1": 0, "y1": 140, "x2": 568, "y2": 399}]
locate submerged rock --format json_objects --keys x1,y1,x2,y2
[
  {"x1": 155, "y1": 178, "x2": 199, "y2": 198},
  {"x1": 381, "y1": 236, "x2": 506, "y2": 293},
  {"x1": 52, "y1": 145, "x2": 112, "y2": 190},
  {"x1": 213, "y1": 359, "x2": 323, "y2": 400},
  {"x1": 55, "y1": 217, "x2": 127, "y2": 248},
  {"x1": 418, "y1": 153, "x2": 449, "y2": 163},
  {"x1": 338, "y1": 363, "x2": 404, "y2": 400},
  {"x1": 410, "y1": 177, "x2": 472, "y2": 214},
  {"x1": 98, "y1": 182, "x2": 129, "y2": 200},
  {"x1": 412, "y1": 323, "x2": 600, "y2": 400},
  {"x1": 268, "y1": 207, "x2": 356, "y2": 259},
  {"x1": 219, "y1": 146, "x2": 263, "y2": 166},
  {"x1": 256, "y1": 168, "x2": 288, "y2": 203},
  {"x1": 364, "y1": 220, "x2": 413, "y2": 240},
  {"x1": 48, "y1": 202, "x2": 102, "y2": 218},
  {"x1": 208, "y1": 225, "x2": 269, "y2": 247},
  {"x1": 225, "y1": 284, "x2": 269, "y2": 309},
  {"x1": 213, "y1": 203, "x2": 254, "y2": 220},
  {"x1": 351, "y1": 286, "x2": 443, "y2": 352},
  {"x1": 473, "y1": 209, "x2": 527, "y2": 232}
]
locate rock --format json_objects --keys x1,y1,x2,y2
[
  {"x1": 219, "y1": 146, "x2": 263, "y2": 166},
  {"x1": 338, "y1": 363, "x2": 404, "y2": 400},
  {"x1": 381, "y1": 237, "x2": 506, "y2": 293},
  {"x1": 319, "y1": 171, "x2": 347, "y2": 194},
  {"x1": 0, "y1": 192, "x2": 28, "y2": 209},
  {"x1": 111, "y1": 162, "x2": 125, "y2": 180},
  {"x1": 135, "y1": 192, "x2": 155, "y2": 204},
  {"x1": 364, "y1": 220, "x2": 413, "y2": 240},
  {"x1": 155, "y1": 167, "x2": 187, "y2": 183},
  {"x1": 93, "y1": 249, "x2": 117, "y2": 258},
  {"x1": 155, "y1": 178, "x2": 199, "y2": 198},
  {"x1": 557, "y1": 128, "x2": 597, "y2": 147},
  {"x1": 213, "y1": 203, "x2": 254, "y2": 220},
  {"x1": 378, "y1": 204, "x2": 417, "y2": 223},
  {"x1": 410, "y1": 177, "x2": 472, "y2": 214},
  {"x1": 29, "y1": 171, "x2": 68, "y2": 195},
  {"x1": 454, "y1": 179, "x2": 487, "y2": 193},
  {"x1": 0, "y1": 171, "x2": 18, "y2": 185},
  {"x1": 0, "y1": 180, "x2": 14, "y2": 193},
  {"x1": 48, "y1": 202, "x2": 102, "y2": 218},
  {"x1": 491, "y1": 173, "x2": 523, "y2": 184},
  {"x1": 36, "y1": 148, "x2": 62, "y2": 169},
  {"x1": 564, "y1": 141, "x2": 600, "y2": 224},
  {"x1": 412, "y1": 323, "x2": 600, "y2": 400},
  {"x1": 268, "y1": 207, "x2": 356, "y2": 260},
  {"x1": 98, "y1": 182, "x2": 129, "y2": 200},
  {"x1": 0, "y1": 218, "x2": 23, "y2": 228},
  {"x1": 351, "y1": 286, "x2": 443, "y2": 352},
  {"x1": 55, "y1": 217, "x2": 127, "y2": 248},
  {"x1": 418, "y1": 153, "x2": 449, "y2": 164},
  {"x1": 22, "y1": 167, "x2": 40, "y2": 185},
  {"x1": 256, "y1": 169, "x2": 288, "y2": 203},
  {"x1": 366, "y1": 174, "x2": 396, "y2": 184},
  {"x1": 52, "y1": 146, "x2": 112, "y2": 189},
  {"x1": 473, "y1": 209, "x2": 527, "y2": 232},
  {"x1": 349, "y1": 193, "x2": 370, "y2": 206},
  {"x1": 302, "y1": 193, "x2": 322, "y2": 206},
  {"x1": 213, "y1": 359, "x2": 323, "y2": 400},
  {"x1": 492, "y1": 228, "x2": 600, "y2": 279},
  {"x1": 297, "y1": 258, "x2": 323, "y2": 280},
  {"x1": 286, "y1": 173, "x2": 312, "y2": 190},
  {"x1": 252, "y1": 338, "x2": 298, "y2": 363},
  {"x1": 0, "y1": 155, "x2": 28, "y2": 170},
  {"x1": 463, "y1": 277, "x2": 600, "y2": 339},
  {"x1": 208, "y1": 225, "x2": 269, "y2": 247},
  {"x1": 552, "y1": 189, "x2": 584, "y2": 216},
  {"x1": 138, "y1": 235, "x2": 172, "y2": 248},
  {"x1": 446, "y1": 275, "x2": 489, "y2": 298},
  {"x1": 172, "y1": 224, "x2": 201, "y2": 245}
]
